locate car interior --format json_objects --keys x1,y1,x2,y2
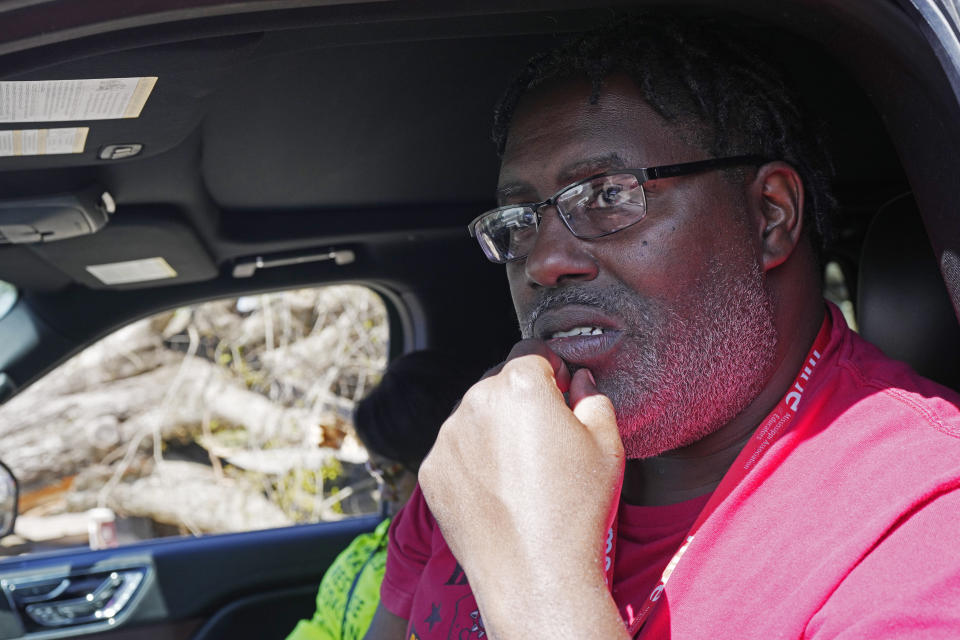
[{"x1": 0, "y1": 0, "x2": 958, "y2": 638}]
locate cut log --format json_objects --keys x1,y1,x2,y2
[
  {"x1": 67, "y1": 460, "x2": 292, "y2": 534},
  {"x1": 1, "y1": 357, "x2": 341, "y2": 490}
]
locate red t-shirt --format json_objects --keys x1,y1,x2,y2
[
  {"x1": 382, "y1": 304, "x2": 960, "y2": 638},
  {"x1": 382, "y1": 483, "x2": 708, "y2": 639}
]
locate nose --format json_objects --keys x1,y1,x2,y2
[{"x1": 523, "y1": 205, "x2": 599, "y2": 288}]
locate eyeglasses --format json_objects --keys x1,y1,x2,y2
[
  {"x1": 365, "y1": 458, "x2": 404, "y2": 483},
  {"x1": 467, "y1": 155, "x2": 765, "y2": 263}
]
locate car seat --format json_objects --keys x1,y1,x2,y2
[{"x1": 857, "y1": 193, "x2": 960, "y2": 390}]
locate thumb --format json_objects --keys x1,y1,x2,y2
[{"x1": 570, "y1": 369, "x2": 623, "y2": 456}]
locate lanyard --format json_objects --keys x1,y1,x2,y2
[{"x1": 607, "y1": 313, "x2": 833, "y2": 637}]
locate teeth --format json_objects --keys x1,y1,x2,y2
[{"x1": 550, "y1": 326, "x2": 604, "y2": 339}]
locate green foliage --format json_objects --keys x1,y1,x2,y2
[
  {"x1": 321, "y1": 458, "x2": 343, "y2": 482},
  {"x1": 267, "y1": 460, "x2": 348, "y2": 522}
]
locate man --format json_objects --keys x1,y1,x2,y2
[{"x1": 365, "y1": 17, "x2": 960, "y2": 639}]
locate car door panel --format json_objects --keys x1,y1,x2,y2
[{"x1": 0, "y1": 515, "x2": 380, "y2": 639}]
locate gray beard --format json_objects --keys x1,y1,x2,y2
[{"x1": 519, "y1": 258, "x2": 777, "y2": 459}]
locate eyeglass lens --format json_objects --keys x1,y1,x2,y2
[{"x1": 475, "y1": 173, "x2": 647, "y2": 263}]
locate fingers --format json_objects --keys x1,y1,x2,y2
[
  {"x1": 486, "y1": 338, "x2": 571, "y2": 392},
  {"x1": 570, "y1": 368, "x2": 623, "y2": 457},
  {"x1": 568, "y1": 366, "x2": 598, "y2": 407},
  {"x1": 506, "y1": 340, "x2": 570, "y2": 392}
]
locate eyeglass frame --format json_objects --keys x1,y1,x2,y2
[
  {"x1": 364, "y1": 458, "x2": 405, "y2": 483},
  {"x1": 467, "y1": 155, "x2": 768, "y2": 263}
]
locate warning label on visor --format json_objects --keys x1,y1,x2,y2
[
  {"x1": 0, "y1": 127, "x2": 89, "y2": 156},
  {"x1": 0, "y1": 77, "x2": 157, "y2": 123}
]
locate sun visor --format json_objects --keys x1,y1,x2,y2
[
  {"x1": 0, "y1": 33, "x2": 261, "y2": 171},
  {"x1": 27, "y1": 207, "x2": 217, "y2": 289}
]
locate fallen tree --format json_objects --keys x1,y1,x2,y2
[{"x1": 0, "y1": 286, "x2": 388, "y2": 549}]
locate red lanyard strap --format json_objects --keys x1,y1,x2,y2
[{"x1": 620, "y1": 313, "x2": 833, "y2": 637}]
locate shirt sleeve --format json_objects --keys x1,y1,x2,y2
[
  {"x1": 379, "y1": 483, "x2": 436, "y2": 620},
  {"x1": 804, "y1": 487, "x2": 960, "y2": 639}
]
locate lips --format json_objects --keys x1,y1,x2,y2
[{"x1": 533, "y1": 305, "x2": 624, "y2": 367}]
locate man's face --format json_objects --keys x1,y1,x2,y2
[{"x1": 498, "y1": 75, "x2": 778, "y2": 459}]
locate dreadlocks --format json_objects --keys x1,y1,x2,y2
[{"x1": 492, "y1": 16, "x2": 836, "y2": 250}]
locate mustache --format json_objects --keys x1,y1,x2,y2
[{"x1": 520, "y1": 285, "x2": 650, "y2": 338}]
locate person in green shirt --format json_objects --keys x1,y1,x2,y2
[{"x1": 286, "y1": 350, "x2": 478, "y2": 640}]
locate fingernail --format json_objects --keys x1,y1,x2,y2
[{"x1": 586, "y1": 370, "x2": 596, "y2": 386}]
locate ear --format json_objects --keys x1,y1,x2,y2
[{"x1": 748, "y1": 161, "x2": 805, "y2": 272}]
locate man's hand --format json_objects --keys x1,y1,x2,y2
[{"x1": 418, "y1": 341, "x2": 627, "y2": 639}]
